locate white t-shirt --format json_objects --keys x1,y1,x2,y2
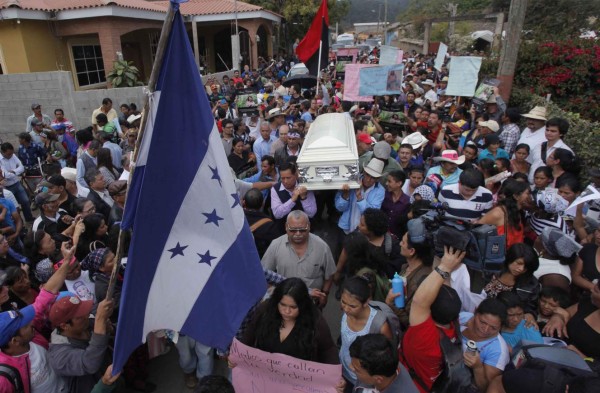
[
  {"x1": 65, "y1": 270, "x2": 96, "y2": 303},
  {"x1": 28, "y1": 342, "x2": 66, "y2": 393}
]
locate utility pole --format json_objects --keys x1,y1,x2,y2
[
  {"x1": 497, "y1": 0, "x2": 528, "y2": 102},
  {"x1": 383, "y1": 0, "x2": 388, "y2": 44},
  {"x1": 446, "y1": 3, "x2": 458, "y2": 43}
]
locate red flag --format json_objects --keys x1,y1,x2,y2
[{"x1": 296, "y1": 0, "x2": 329, "y2": 76}]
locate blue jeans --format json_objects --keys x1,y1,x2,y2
[
  {"x1": 175, "y1": 335, "x2": 214, "y2": 379},
  {"x1": 5, "y1": 183, "x2": 33, "y2": 222}
]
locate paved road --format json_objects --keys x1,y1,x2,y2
[{"x1": 116, "y1": 220, "x2": 345, "y2": 392}]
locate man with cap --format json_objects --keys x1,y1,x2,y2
[
  {"x1": 273, "y1": 129, "x2": 302, "y2": 168},
  {"x1": 266, "y1": 107, "x2": 285, "y2": 137},
  {"x1": 426, "y1": 149, "x2": 464, "y2": 188},
  {"x1": 356, "y1": 133, "x2": 374, "y2": 161},
  {"x1": 25, "y1": 103, "x2": 52, "y2": 134},
  {"x1": 421, "y1": 79, "x2": 438, "y2": 105},
  {"x1": 0, "y1": 242, "x2": 77, "y2": 392},
  {"x1": 402, "y1": 245, "x2": 465, "y2": 393},
  {"x1": 483, "y1": 86, "x2": 507, "y2": 124},
  {"x1": 62, "y1": 167, "x2": 88, "y2": 198},
  {"x1": 107, "y1": 180, "x2": 127, "y2": 228},
  {"x1": 358, "y1": 141, "x2": 402, "y2": 186},
  {"x1": 473, "y1": 119, "x2": 499, "y2": 150},
  {"x1": 32, "y1": 191, "x2": 71, "y2": 235},
  {"x1": 516, "y1": 106, "x2": 548, "y2": 151},
  {"x1": 42, "y1": 174, "x2": 77, "y2": 217},
  {"x1": 48, "y1": 293, "x2": 114, "y2": 393},
  {"x1": 335, "y1": 158, "x2": 385, "y2": 235}
]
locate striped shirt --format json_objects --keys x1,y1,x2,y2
[{"x1": 438, "y1": 183, "x2": 493, "y2": 222}]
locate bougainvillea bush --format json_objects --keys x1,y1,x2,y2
[{"x1": 514, "y1": 38, "x2": 600, "y2": 122}]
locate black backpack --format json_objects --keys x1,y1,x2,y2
[
  {"x1": 512, "y1": 344, "x2": 597, "y2": 393},
  {"x1": 405, "y1": 322, "x2": 474, "y2": 393},
  {"x1": 0, "y1": 364, "x2": 25, "y2": 393}
]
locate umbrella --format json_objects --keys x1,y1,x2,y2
[{"x1": 282, "y1": 74, "x2": 318, "y2": 89}]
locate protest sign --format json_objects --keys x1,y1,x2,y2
[
  {"x1": 230, "y1": 338, "x2": 342, "y2": 393},
  {"x1": 472, "y1": 77, "x2": 500, "y2": 112},
  {"x1": 343, "y1": 64, "x2": 375, "y2": 102},
  {"x1": 235, "y1": 87, "x2": 259, "y2": 116},
  {"x1": 445, "y1": 57, "x2": 482, "y2": 97},
  {"x1": 358, "y1": 64, "x2": 404, "y2": 96},
  {"x1": 434, "y1": 43, "x2": 448, "y2": 71},
  {"x1": 565, "y1": 185, "x2": 600, "y2": 217},
  {"x1": 379, "y1": 45, "x2": 403, "y2": 65},
  {"x1": 335, "y1": 48, "x2": 359, "y2": 79}
]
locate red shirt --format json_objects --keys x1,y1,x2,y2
[{"x1": 401, "y1": 316, "x2": 457, "y2": 393}]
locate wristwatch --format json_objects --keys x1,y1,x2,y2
[{"x1": 434, "y1": 266, "x2": 450, "y2": 280}]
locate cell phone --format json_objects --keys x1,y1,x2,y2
[{"x1": 361, "y1": 115, "x2": 372, "y2": 120}]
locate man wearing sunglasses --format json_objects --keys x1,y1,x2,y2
[{"x1": 261, "y1": 210, "x2": 335, "y2": 307}]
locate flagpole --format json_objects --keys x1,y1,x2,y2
[
  {"x1": 105, "y1": 3, "x2": 177, "y2": 301},
  {"x1": 316, "y1": 38, "x2": 323, "y2": 98}
]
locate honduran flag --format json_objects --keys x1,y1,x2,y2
[
  {"x1": 112, "y1": 0, "x2": 266, "y2": 373},
  {"x1": 296, "y1": 0, "x2": 330, "y2": 76}
]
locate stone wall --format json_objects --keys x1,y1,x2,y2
[{"x1": 0, "y1": 70, "x2": 233, "y2": 144}]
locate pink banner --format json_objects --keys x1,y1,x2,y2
[
  {"x1": 343, "y1": 64, "x2": 376, "y2": 102},
  {"x1": 230, "y1": 338, "x2": 342, "y2": 393}
]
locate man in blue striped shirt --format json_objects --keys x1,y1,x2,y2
[{"x1": 438, "y1": 168, "x2": 493, "y2": 222}]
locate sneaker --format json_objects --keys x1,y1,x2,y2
[{"x1": 184, "y1": 373, "x2": 198, "y2": 389}]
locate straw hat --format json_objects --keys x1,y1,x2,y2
[
  {"x1": 479, "y1": 120, "x2": 499, "y2": 132},
  {"x1": 522, "y1": 106, "x2": 547, "y2": 121},
  {"x1": 401, "y1": 132, "x2": 428, "y2": 150},
  {"x1": 363, "y1": 159, "x2": 384, "y2": 178},
  {"x1": 266, "y1": 108, "x2": 284, "y2": 120},
  {"x1": 433, "y1": 150, "x2": 465, "y2": 165}
]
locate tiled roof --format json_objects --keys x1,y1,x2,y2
[
  {"x1": 0, "y1": 0, "x2": 278, "y2": 16},
  {"x1": 0, "y1": 0, "x2": 166, "y2": 12},
  {"x1": 154, "y1": 0, "x2": 264, "y2": 15}
]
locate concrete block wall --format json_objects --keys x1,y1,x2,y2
[{"x1": 0, "y1": 70, "x2": 234, "y2": 144}]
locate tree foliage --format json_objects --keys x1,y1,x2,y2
[
  {"x1": 243, "y1": 0, "x2": 350, "y2": 40},
  {"x1": 492, "y1": 0, "x2": 600, "y2": 39}
]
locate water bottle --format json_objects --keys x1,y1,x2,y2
[{"x1": 391, "y1": 272, "x2": 405, "y2": 308}]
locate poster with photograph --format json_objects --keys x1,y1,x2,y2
[
  {"x1": 472, "y1": 77, "x2": 500, "y2": 112},
  {"x1": 235, "y1": 87, "x2": 259, "y2": 116}
]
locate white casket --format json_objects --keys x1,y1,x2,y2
[{"x1": 296, "y1": 113, "x2": 360, "y2": 190}]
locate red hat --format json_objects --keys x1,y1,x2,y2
[
  {"x1": 335, "y1": 81, "x2": 342, "y2": 89},
  {"x1": 357, "y1": 133, "x2": 374, "y2": 145},
  {"x1": 49, "y1": 295, "x2": 94, "y2": 328}
]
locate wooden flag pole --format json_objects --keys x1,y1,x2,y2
[{"x1": 105, "y1": 3, "x2": 177, "y2": 301}]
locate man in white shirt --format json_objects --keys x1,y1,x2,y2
[
  {"x1": 516, "y1": 106, "x2": 547, "y2": 151},
  {"x1": 527, "y1": 117, "x2": 573, "y2": 184},
  {"x1": 422, "y1": 79, "x2": 438, "y2": 105}
]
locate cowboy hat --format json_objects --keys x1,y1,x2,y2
[
  {"x1": 522, "y1": 106, "x2": 547, "y2": 121},
  {"x1": 266, "y1": 107, "x2": 284, "y2": 120},
  {"x1": 401, "y1": 132, "x2": 428, "y2": 150},
  {"x1": 422, "y1": 79, "x2": 435, "y2": 87},
  {"x1": 363, "y1": 158, "x2": 384, "y2": 178},
  {"x1": 433, "y1": 150, "x2": 465, "y2": 165}
]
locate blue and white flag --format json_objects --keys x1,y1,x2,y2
[{"x1": 113, "y1": 1, "x2": 266, "y2": 373}]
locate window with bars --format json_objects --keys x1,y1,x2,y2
[
  {"x1": 71, "y1": 45, "x2": 106, "y2": 87},
  {"x1": 149, "y1": 31, "x2": 160, "y2": 63}
]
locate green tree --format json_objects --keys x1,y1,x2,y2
[{"x1": 244, "y1": 0, "x2": 350, "y2": 42}]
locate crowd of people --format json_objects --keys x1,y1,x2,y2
[{"x1": 0, "y1": 45, "x2": 598, "y2": 393}]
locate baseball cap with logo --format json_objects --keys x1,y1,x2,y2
[
  {"x1": 0, "y1": 306, "x2": 35, "y2": 347},
  {"x1": 49, "y1": 295, "x2": 94, "y2": 328}
]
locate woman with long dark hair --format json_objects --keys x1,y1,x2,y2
[
  {"x1": 484, "y1": 243, "x2": 540, "y2": 326},
  {"x1": 241, "y1": 278, "x2": 338, "y2": 364},
  {"x1": 546, "y1": 147, "x2": 580, "y2": 187},
  {"x1": 478, "y1": 178, "x2": 531, "y2": 248},
  {"x1": 75, "y1": 213, "x2": 109, "y2": 261},
  {"x1": 97, "y1": 147, "x2": 120, "y2": 187}
]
